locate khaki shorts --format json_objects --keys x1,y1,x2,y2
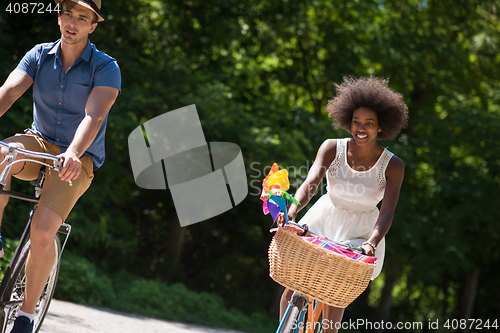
[{"x1": 4, "y1": 132, "x2": 94, "y2": 221}]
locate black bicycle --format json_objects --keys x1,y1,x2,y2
[{"x1": 0, "y1": 140, "x2": 71, "y2": 333}]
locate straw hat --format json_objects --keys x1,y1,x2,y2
[{"x1": 55, "y1": 0, "x2": 105, "y2": 22}]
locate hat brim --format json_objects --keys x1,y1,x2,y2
[{"x1": 55, "y1": 0, "x2": 104, "y2": 22}]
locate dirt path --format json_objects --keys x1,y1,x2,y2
[{"x1": 39, "y1": 299, "x2": 243, "y2": 333}]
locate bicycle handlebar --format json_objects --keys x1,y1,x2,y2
[
  {"x1": 0, "y1": 140, "x2": 62, "y2": 187},
  {"x1": 0, "y1": 140, "x2": 61, "y2": 164},
  {"x1": 275, "y1": 221, "x2": 367, "y2": 255}
]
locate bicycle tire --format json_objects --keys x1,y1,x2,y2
[
  {"x1": 283, "y1": 296, "x2": 306, "y2": 333},
  {"x1": 4, "y1": 235, "x2": 61, "y2": 333}
]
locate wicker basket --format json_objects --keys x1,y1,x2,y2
[{"x1": 268, "y1": 225, "x2": 375, "y2": 308}]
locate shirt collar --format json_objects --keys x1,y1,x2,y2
[
  {"x1": 47, "y1": 39, "x2": 92, "y2": 62},
  {"x1": 47, "y1": 40, "x2": 62, "y2": 58},
  {"x1": 80, "y1": 39, "x2": 92, "y2": 62}
]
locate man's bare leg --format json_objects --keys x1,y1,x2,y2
[
  {"x1": 0, "y1": 143, "x2": 26, "y2": 257},
  {"x1": 21, "y1": 206, "x2": 62, "y2": 313}
]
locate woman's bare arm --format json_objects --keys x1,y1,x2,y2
[{"x1": 278, "y1": 139, "x2": 338, "y2": 222}]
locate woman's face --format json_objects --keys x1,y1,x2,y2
[{"x1": 350, "y1": 107, "x2": 381, "y2": 144}]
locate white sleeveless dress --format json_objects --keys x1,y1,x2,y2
[{"x1": 298, "y1": 138, "x2": 394, "y2": 280}]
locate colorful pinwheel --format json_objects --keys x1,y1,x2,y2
[{"x1": 260, "y1": 163, "x2": 300, "y2": 223}]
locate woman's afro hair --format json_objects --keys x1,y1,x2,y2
[{"x1": 326, "y1": 76, "x2": 409, "y2": 140}]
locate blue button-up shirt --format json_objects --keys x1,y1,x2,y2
[{"x1": 16, "y1": 39, "x2": 121, "y2": 169}]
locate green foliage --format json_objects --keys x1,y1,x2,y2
[
  {"x1": 0, "y1": 238, "x2": 20, "y2": 281},
  {"x1": 1, "y1": 0, "x2": 499, "y2": 328},
  {"x1": 56, "y1": 253, "x2": 276, "y2": 333},
  {"x1": 56, "y1": 252, "x2": 116, "y2": 306}
]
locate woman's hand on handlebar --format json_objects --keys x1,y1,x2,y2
[
  {"x1": 360, "y1": 244, "x2": 375, "y2": 256},
  {"x1": 276, "y1": 212, "x2": 295, "y2": 226}
]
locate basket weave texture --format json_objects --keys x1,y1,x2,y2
[{"x1": 268, "y1": 226, "x2": 375, "y2": 308}]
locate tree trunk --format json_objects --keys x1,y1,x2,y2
[
  {"x1": 164, "y1": 218, "x2": 186, "y2": 282},
  {"x1": 377, "y1": 258, "x2": 401, "y2": 331},
  {"x1": 458, "y1": 268, "x2": 480, "y2": 333},
  {"x1": 167, "y1": 218, "x2": 186, "y2": 265}
]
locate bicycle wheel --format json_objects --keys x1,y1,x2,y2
[
  {"x1": 5, "y1": 235, "x2": 61, "y2": 333},
  {"x1": 282, "y1": 296, "x2": 306, "y2": 333}
]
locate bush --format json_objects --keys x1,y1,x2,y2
[
  {"x1": 56, "y1": 252, "x2": 116, "y2": 306},
  {"x1": 55, "y1": 252, "x2": 276, "y2": 333}
]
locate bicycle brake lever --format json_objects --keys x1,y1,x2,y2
[
  {"x1": 300, "y1": 224, "x2": 309, "y2": 236},
  {"x1": 57, "y1": 157, "x2": 65, "y2": 172},
  {"x1": 57, "y1": 157, "x2": 73, "y2": 186}
]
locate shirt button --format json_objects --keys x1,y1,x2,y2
[
  {"x1": 56, "y1": 138, "x2": 60, "y2": 141},
  {"x1": 58, "y1": 121, "x2": 61, "y2": 124},
  {"x1": 59, "y1": 102, "x2": 62, "y2": 105},
  {"x1": 60, "y1": 85, "x2": 63, "y2": 88}
]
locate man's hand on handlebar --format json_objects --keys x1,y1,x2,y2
[{"x1": 57, "y1": 150, "x2": 81, "y2": 182}]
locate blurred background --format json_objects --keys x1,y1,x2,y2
[{"x1": 0, "y1": 0, "x2": 499, "y2": 332}]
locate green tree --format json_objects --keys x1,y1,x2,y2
[{"x1": 1, "y1": 0, "x2": 499, "y2": 331}]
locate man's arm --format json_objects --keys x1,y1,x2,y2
[
  {"x1": 58, "y1": 86, "x2": 119, "y2": 181},
  {"x1": 0, "y1": 70, "x2": 34, "y2": 116}
]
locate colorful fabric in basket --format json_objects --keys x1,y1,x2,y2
[{"x1": 303, "y1": 236, "x2": 377, "y2": 264}]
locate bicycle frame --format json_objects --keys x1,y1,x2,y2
[
  {"x1": 278, "y1": 292, "x2": 325, "y2": 333},
  {"x1": 273, "y1": 221, "x2": 367, "y2": 333},
  {"x1": 0, "y1": 218, "x2": 71, "y2": 332},
  {"x1": 0, "y1": 140, "x2": 72, "y2": 332}
]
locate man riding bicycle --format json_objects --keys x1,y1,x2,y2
[{"x1": 0, "y1": 1, "x2": 120, "y2": 332}]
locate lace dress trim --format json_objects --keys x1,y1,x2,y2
[
  {"x1": 328, "y1": 139, "x2": 392, "y2": 190},
  {"x1": 377, "y1": 151, "x2": 392, "y2": 190},
  {"x1": 328, "y1": 139, "x2": 345, "y2": 176}
]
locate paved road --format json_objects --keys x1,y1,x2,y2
[{"x1": 39, "y1": 299, "x2": 242, "y2": 333}]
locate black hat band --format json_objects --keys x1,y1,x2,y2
[{"x1": 79, "y1": 0, "x2": 100, "y2": 15}]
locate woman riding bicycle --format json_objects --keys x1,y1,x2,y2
[{"x1": 278, "y1": 76, "x2": 409, "y2": 333}]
